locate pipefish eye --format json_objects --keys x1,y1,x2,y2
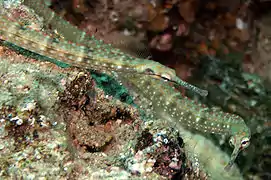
[
  {"x1": 241, "y1": 137, "x2": 250, "y2": 149},
  {"x1": 229, "y1": 137, "x2": 234, "y2": 147},
  {"x1": 160, "y1": 73, "x2": 172, "y2": 81},
  {"x1": 143, "y1": 69, "x2": 172, "y2": 81},
  {"x1": 144, "y1": 68, "x2": 155, "y2": 75}
]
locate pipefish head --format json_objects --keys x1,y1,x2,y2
[
  {"x1": 142, "y1": 61, "x2": 177, "y2": 81},
  {"x1": 142, "y1": 62, "x2": 208, "y2": 96},
  {"x1": 225, "y1": 128, "x2": 251, "y2": 171}
]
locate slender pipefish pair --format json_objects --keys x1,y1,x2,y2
[{"x1": 0, "y1": 0, "x2": 250, "y2": 170}]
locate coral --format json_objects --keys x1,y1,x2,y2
[
  {"x1": 0, "y1": 46, "x2": 191, "y2": 179},
  {"x1": 58, "y1": 72, "x2": 138, "y2": 153}
]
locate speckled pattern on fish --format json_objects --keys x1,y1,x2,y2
[{"x1": 116, "y1": 72, "x2": 251, "y2": 170}]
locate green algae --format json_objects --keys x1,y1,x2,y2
[{"x1": 91, "y1": 71, "x2": 134, "y2": 105}]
